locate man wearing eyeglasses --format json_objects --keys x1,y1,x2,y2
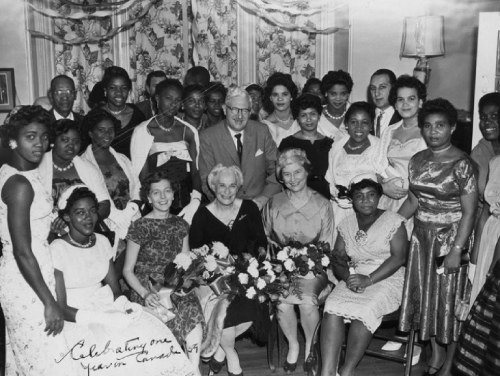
[
  {"x1": 47, "y1": 75, "x2": 83, "y2": 125},
  {"x1": 199, "y1": 86, "x2": 281, "y2": 209}
]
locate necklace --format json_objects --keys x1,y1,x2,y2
[
  {"x1": 346, "y1": 139, "x2": 369, "y2": 151},
  {"x1": 402, "y1": 122, "x2": 418, "y2": 130},
  {"x1": 324, "y1": 106, "x2": 347, "y2": 120},
  {"x1": 106, "y1": 104, "x2": 126, "y2": 116},
  {"x1": 53, "y1": 160, "x2": 74, "y2": 172},
  {"x1": 155, "y1": 117, "x2": 176, "y2": 132},
  {"x1": 431, "y1": 144, "x2": 452, "y2": 154},
  {"x1": 67, "y1": 232, "x2": 93, "y2": 248},
  {"x1": 274, "y1": 114, "x2": 293, "y2": 124}
]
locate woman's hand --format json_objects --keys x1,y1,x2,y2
[
  {"x1": 44, "y1": 300, "x2": 64, "y2": 336},
  {"x1": 143, "y1": 291, "x2": 162, "y2": 308},
  {"x1": 443, "y1": 251, "x2": 461, "y2": 274},
  {"x1": 382, "y1": 177, "x2": 408, "y2": 200},
  {"x1": 346, "y1": 274, "x2": 371, "y2": 292},
  {"x1": 50, "y1": 217, "x2": 67, "y2": 235}
]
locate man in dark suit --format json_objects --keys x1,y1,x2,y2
[
  {"x1": 369, "y1": 69, "x2": 401, "y2": 137},
  {"x1": 47, "y1": 75, "x2": 83, "y2": 125},
  {"x1": 199, "y1": 87, "x2": 281, "y2": 209}
]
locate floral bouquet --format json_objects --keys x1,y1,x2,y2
[{"x1": 273, "y1": 241, "x2": 332, "y2": 278}]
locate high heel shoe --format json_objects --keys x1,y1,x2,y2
[
  {"x1": 227, "y1": 372, "x2": 243, "y2": 376},
  {"x1": 283, "y1": 360, "x2": 297, "y2": 373},
  {"x1": 208, "y1": 357, "x2": 225, "y2": 374},
  {"x1": 422, "y1": 364, "x2": 441, "y2": 376}
]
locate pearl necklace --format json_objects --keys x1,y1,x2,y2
[
  {"x1": 274, "y1": 114, "x2": 293, "y2": 124},
  {"x1": 106, "y1": 104, "x2": 126, "y2": 116},
  {"x1": 53, "y1": 160, "x2": 74, "y2": 172},
  {"x1": 431, "y1": 144, "x2": 452, "y2": 154},
  {"x1": 155, "y1": 117, "x2": 176, "y2": 132},
  {"x1": 402, "y1": 122, "x2": 418, "y2": 130},
  {"x1": 67, "y1": 232, "x2": 93, "y2": 248},
  {"x1": 324, "y1": 107, "x2": 347, "y2": 120},
  {"x1": 346, "y1": 139, "x2": 369, "y2": 151}
]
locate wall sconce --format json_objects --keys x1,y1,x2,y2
[{"x1": 400, "y1": 16, "x2": 445, "y2": 85}]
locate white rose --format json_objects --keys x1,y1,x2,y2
[
  {"x1": 256, "y1": 278, "x2": 266, "y2": 290},
  {"x1": 268, "y1": 273, "x2": 276, "y2": 283},
  {"x1": 174, "y1": 253, "x2": 192, "y2": 270},
  {"x1": 246, "y1": 287, "x2": 257, "y2": 299},
  {"x1": 248, "y1": 257, "x2": 259, "y2": 269},
  {"x1": 262, "y1": 261, "x2": 272, "y2": 270},
  {"x1": 247, "y1": 266, "x2": 259, "y2": 278},
  {"x1": 299, "y1": 247, "x2": 308, "y2": 255},
  {"x1": 202, "y1": 271, "x2": 210, "y2": 279},
  {"x1": 212, "y1": 242, "x2": 229, "y2": 258},
  {"x1": 307, "y1": 259, "x2": 315, "y2": 269},
  {"x1": 321, "y1": 255, "x2": 330, "y2": 267},
  {"x1": 277, "y1": 249, "x2": 288, "y2": 261},
  {"x1": 223, "y1": 266, "x2": 235, "y2": 275},
  {"x1": 284, "y1": 259, "x2": 296, "y2": 272},
  {"x1": 204, "y1": 255, "x2": 218, "y2": 272},
  {"x1": 238, "y1": 273, "x2": 249, "y2": 285}
]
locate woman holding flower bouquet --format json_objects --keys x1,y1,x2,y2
[
  {"x1": 190, "y1": 164, "x2": 269, "y2": 376},
  {"x1": 320, "y1": 175, "x2": 408, "y2": 376},
  {"x1": 123, "y1": 170, "x2": 205, "y2": 374},
  {"x1": 263, "y1": 148, "x2": 334, "y2": 372}
]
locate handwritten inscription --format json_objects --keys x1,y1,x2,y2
[{"x1": 56, "y1": 336, "x2": 182, "y2": 373}]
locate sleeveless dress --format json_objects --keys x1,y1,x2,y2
[
  {"x1": 0, "y1": 165, "x2": 78, "y2": 375},
  {"x1": 324, "y1": 211, "x2": 406, "y2": 333},
  {"x1": 50, "y1": 235, "x2": 195, "y2": 376},
  {"x1": 147, "y1": 127, "x2": 193, "y2": 214},
  {"x1": 471, "y1": 155, "x2": 500, "y2": 303},
  {"x1": 398, "y1": 151, "x2": 477, "y2": 344}
]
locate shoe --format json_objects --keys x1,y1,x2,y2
[
  {"x1": 422, "y1": 364, "x2": 441, "y2": 376},
  {"x1": 381, "y1": 340, "x2": 403, "y2": 351},
  {"x1": 283, "y1": 360, "x2": 297, "y2": 373},
  {"x1": 228, "y1": 372, "x2": 243, "y2": 376},
  {"x1": 209, "y1": 357, "x2": 225, "y2": 374}
]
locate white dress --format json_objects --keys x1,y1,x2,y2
[
  {"x1": 0, "y1": 165, "x2": 79, "y2": 376},
  {"x1": 262, "y1": 119, "x2": 300, "y2": 147},
  {"x1": 50, "y1": 235, "x2": 196, "y2": 376},
  {"x1": 471, "y1": 156, "x2": 500, "y2": 303},
  {"x1": 324, "y1": 211, "x2": 405, "y2": 333}
]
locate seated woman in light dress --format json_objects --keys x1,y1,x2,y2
[
  {"x1": 263, "y1": 149, "x2": 334, "y2": 373},
  {"x1": 130, "y1": 79, "x2": 201, "y2": 224},
  {"x1": 327, "y1": 102, "x2": 386, "y2": 231},
  {"x1": 262, "y1": 72, "x2": 300, "y2": 146},
  {"x1": 320, "y1": 175, "x2": 408, "y2": 376},
  {"x1": 51, "y1": 185, "x2": 195, "y2": 376}
]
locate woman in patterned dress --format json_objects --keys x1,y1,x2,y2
[
  {"x1": 398, "y1": 99, "x2": 478, "y2": 376},
  {"x1": 123, "y1": 170, "x2": 205, "y2": 375},
  {"x1": 320, "y1": 175, "x2": 408, "y2": 376}
]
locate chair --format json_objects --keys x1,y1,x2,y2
[{"x1": 304, "y1": 309, "x2": 421, "y2": 376}]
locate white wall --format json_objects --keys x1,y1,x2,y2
[{"x1": 0, "y1": 0, "x2": 31, "y2": 124}]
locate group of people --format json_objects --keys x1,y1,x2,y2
[{"x1": 0, "y1": 62, "x2": 497, "y2": 376}]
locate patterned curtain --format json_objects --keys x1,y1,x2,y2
[
  {"x1": 52, "y1": 1, "x2": 115, "y2": 114},
  {"x1": 129, "y1": 0, "x2": 189, "y2": 102},
  {"x1": 191, "y1": 0, "x2": 238, "y2": 87}
]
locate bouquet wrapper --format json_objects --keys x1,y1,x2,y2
[
  {"x1": 213, "y1": 255, "x2": 235, "y2": 274},
  {"x1": 209, "y1": 275, "x2": 232, "y2": 296},
  {"x1": 147, "y1": 280, "x2": 176, "y2": 323}
]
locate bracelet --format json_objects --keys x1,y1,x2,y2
[
  {"x1": 367, "y1": 274, "x2": 374, "y2": 286},
  {"x1": 192, "y1": 197, "x2": 201, "y2": 202}
]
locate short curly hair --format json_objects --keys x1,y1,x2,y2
[
  {"x1": 348, "y1": 178, "x2": 383, "y2": 199},
  {"x1": 58, "y1": 186, "x2": 98, "y2": 217},
  {"x1": 478, "y1": 92, "x2": 500, "y2": 114},
  {"x1": 276, "y1": 148, "x2": 312, "y2": 184},
  {"x1": 80, "y1": 109, "x2": 121, "y2": 146},
  {"x1": 206, "y1": 81, "x2": 227, "y2": 101},
  {"x1": 302, "y1": 77, "x2": 321, "y2": 94},
  {"x1": 102, "y1": 66, "x2": 132, "y2": 89},
  {"x1": 139, "y1": 170, "x2": 179, "y2": 203},
  {"x1": 155, "y1": 78, "x2": 184, "y2": 98},
  {"x1": 207, "y1": 164, "x2": 244, "y2": 193},
  {"x1": 345, "y1": 101, "x2": 376, "y2": 124},
  {"x1": 0, "y1": 105, "x2": 51, "y2": 148},
  {"x1": 263, "y1": 72, "x2": 299, "y2": 114},
  {"x1": 291, "y1": 93, "x2": 323, "y2": 119},
  {"x1": 320, "y1": 70, "x2": 354, "y2": 95},
  {"x1": 183, "y1": 84, "x2": 206, "y2": 102},
  {"x1": 388, "y1": 74, "x2": 427, "y2": 107},
  {"x1": 51, "y1": 119, "x2": 80, "y2": 144},
  {"x1": 418, "y1": 98, "x2": 458, "y2": 129}
]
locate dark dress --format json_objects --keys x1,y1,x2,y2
[
  {"x1": 278, "y1": 136, "x2": 333, "y2": 199},
  {"x1": 190, "y1": 200, "x2": 270, "y2": 333},
  {"x1": 97, "y1": 162, "x2": 130, "y2": 210},
  {"x1": 126, "y1": 215, "x2": 205, "y2": 344},
  {"x1": 398, "y1": 151, "x2": 477, "y2": 344},
  {"x1": 453, "y1": 260, "x2": 500, "y2": 376},
  {"x1": 111, "y1": 104, "x2": 146, "y2": 158}
]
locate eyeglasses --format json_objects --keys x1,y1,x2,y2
[
  {"x1": 53, "y1": 89, "x2": 75, "y2": 96},
  {"x1": 227, "y1": 106, "x2": 250, "y2": 116}
]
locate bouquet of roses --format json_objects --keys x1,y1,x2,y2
[{"x1": 272, "y1": 241, "x2": 332, "y2": 279}]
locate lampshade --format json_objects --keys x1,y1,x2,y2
[{"x1": 400, "y1": 16, "x2": 445, "y2": 58}]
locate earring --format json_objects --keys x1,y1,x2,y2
[{"x1": 9, "y1": 140, "x2": 17, "y2": 150}]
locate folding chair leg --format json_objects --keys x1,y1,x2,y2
[{"x1": 404, "y1": 329, "x2": 416, "y2": 376}]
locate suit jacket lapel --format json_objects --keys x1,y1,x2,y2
[
  {"x1": 242, "y1": 121, "x2": 256, "y2": 165},
  {"x1": 221, "y1": 121, "x2": 240, "y2": 165}
]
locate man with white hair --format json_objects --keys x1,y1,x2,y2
[{"x1": 199, "y1": 86, "x2": 281, "y2": 209}]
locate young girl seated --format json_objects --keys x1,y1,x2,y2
[{"x1": 51, "y1": 185, "x2": 195, "y2": 376}]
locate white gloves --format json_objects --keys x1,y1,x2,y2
[
  {"x1": 107, "y1": 201, "x2": 140, "y2": 239},
  {"x1": 178, "y1": 190, "x2": 201, "y2": 224}
]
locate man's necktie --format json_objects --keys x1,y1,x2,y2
[
  {"x1": 235, "y1": 133, "x2": 243, "y2": 161},
  {"x1": 376, "y1": 112, "x2": 384, "y2": 137}
]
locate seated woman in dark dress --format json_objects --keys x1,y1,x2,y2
[
  {"x1": 279, "y1": 93, "x2": 333, "y2": 199},
  {"x1": 190, "y1": 164, "x2": 269, "y2": 376},
  {"x1": 99, "y1": 66, "x2": 146, "y2": 158}
]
